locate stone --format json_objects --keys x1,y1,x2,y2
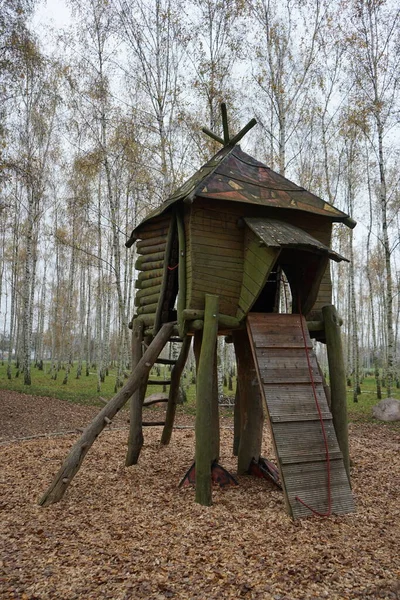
[{"x1": 372, "y1": 398, "x2": 400, "y2": 422}]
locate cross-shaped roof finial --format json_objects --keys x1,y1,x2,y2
[{"x1": 202, "y1": 103, "x2": 257, "y2": 147}]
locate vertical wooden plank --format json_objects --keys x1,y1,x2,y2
[{"x1": 176, "y1": 210, "x2": 186, "y2": 337}]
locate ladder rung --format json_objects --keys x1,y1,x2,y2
[
  {"x1": 147, "y1": 379, "x2": 171, "y2": 385},
  {"x1": 142, "y1": 421, "x2": 165, "y2": 427},
  {"x1": 155, "y1": 358, "x2": 177, "y2": 365}
]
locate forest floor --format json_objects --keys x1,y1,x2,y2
[{"x1": 1, "y1": 390, "x2": 399, "y2": 600}]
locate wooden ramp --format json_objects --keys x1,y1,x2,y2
[{"x1": 247, "y1": 313, "x2": 354, "y2": 519}]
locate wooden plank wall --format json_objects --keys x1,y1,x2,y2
[
  {"x1": 281, "y1": 213, "x2": 333, "y2": 317},
  {"x1": 236, "y1": 227, "x2": 280, "y2": 321},
  {"x1": 134, "y1": 201, "x2": 336, "y2": 326},
  {"x1": 134, "y1": 214, "x2": 171, "y2": 335},
  {"x1": 185, "y1": 201, "x2": 244, "y2": 316},
  {"x1": 184, "y1": 201, "x2": 334, "y2": 318}
]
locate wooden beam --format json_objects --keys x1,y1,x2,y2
[
  {"x1": 126, "y1": 319, "x2": 146, "y2": 466},
  {"x1": 322, "y1": 305, "x2": 351, "y2": 482},
  {"x1": 343, "y1": 216, "x2": 357, "y2": 229},
  {"x1": 161, "y1": 335, "x2": 192, "y2": 445},
  {"x1": 135, "y1": 314, "x2": 156, "y2": 327},
  {"x1": 233, "y1": 385, "x2": 240, "y2": 456},
  {"x1": 187, "y1": 319, "x2": 204, "y2": 332},
  {"x1": 228, "y1": 118, "x2": 257, "y2": 147},
  {"x1": 221, "y1": 102, "x2": 230, "y2": 145},
  {"x1": 233, "y1": 329, "x2": 264, "y2": 474},
  {"x1": 136, "y1": 236, "x2": 167, "y2": 252},
  {"x1": 135, "y1": 275, "x2": 163, "y2": 290},
  {"x1": 195, "y1": 334, "x2": 220, "y2": 464},
  {"x1": 135, "y1": 259, "x2": 164, "y2": 272},
  {"x1": 135, "y1": 293, "x2": 161, "y2": 308},
  {"x1": 307, "y1": 320, "x2": 325, "y2": 331},
  {"x1": 143, "y1": 396, "x2": 168, "y2": 407},
  {"x1": 136, "y1": 268, "x2": 164, "y2": 283},
  {"x1": 39, "y1": 322, "x2": 175, "y2": 507},
  {"x1": 201, "y1": 126, "x2": 224, "y2": 146},
  {"x1": 195, "y1": 295, "x2": 219, "y2": 506},
  {"x1": 137, "y1": 303, "x2": 159, "y2": 315},
  {"x1": 183, "y1": 309, "x2": 240, "y2": 330}
]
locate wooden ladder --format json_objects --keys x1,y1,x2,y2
[{"x1": 142, "y1": 336, "x2": 183, "y2": 425}]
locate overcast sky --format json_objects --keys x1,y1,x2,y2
[{"x1": 32, "y1": 0, "x2": 71, "y2": 35}]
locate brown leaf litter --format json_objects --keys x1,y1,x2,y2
[{"x1": 0, "y1": 390, "x2": 399, "y2": 599}]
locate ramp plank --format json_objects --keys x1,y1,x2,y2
[{"x1": 247, "y1": 313, "x2": 354, "y2": 519}]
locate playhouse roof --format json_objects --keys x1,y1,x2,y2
[
  {"x1": 127, "y1": 145, "x2": 352, "y2": 246},
  {"x1": 244, "y1": 217, "x2": 347, "y2": 262}
]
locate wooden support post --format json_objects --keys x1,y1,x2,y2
[
  {"x1": 195, "y1": 294, "x2": 219, "y2": 506},
  {"x1": 126, "y1": 319, "x2": 147, "y2": 466},
  {"x1": 194, "y1": 329, "x2": 219, "y2": 464},
  {"x1": 322, "y1": 305, "x2": 351, "y2": 482},
  {"x1": 211, "y1": 347, "x2": 220, "y2": 463},
  {"x1": 233, "y1": 385, "x2": 240, "y2": 457},
  {"x1": 39, "y1": 322, "x2": 175, "y2": 507},
  {"x1": 161, "y1": 335, "x2": 192, "y2": 445},
  {"x1": 233, "y1": 329, "x2": 264, "y2": 474}
]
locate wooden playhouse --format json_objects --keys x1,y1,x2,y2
[
  {"x1": 41, "y1": 113, "x2": 355, "y2": 519},
  {"x1": 123, "y1": 113, "x2": 355, "y2": 517}
]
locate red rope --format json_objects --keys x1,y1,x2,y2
[
  {"x1": 295, "y1": 300, "x2": 332, "y2": 517},
  {"x1": 167, "y1": 264, "x2": 179, "y2": 271}
]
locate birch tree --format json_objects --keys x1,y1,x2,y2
[
  {"x1": 116, "y1": 0, "x2": 187, "y2": 202},
  {"x1": 0, "y1": 0, "x2": 36, "y2": 164},
  {"x1": 247, "y1": 0, "x2": 327, "y2": 175},
  {"x1": 185, "y1": 0, "x2": 244, "y2": 161},
  {"x1": 9, "y1": 41, "x2": 59, "y2": 384},
  {"x1": 345, "y1": 0, "x2": 400, "y2": 396},
  {"x1": 365, "y1": 143, "x2": 382, "y2": 399},
  {"x1": 68, "y1": 0, "x2": 131, "y2": 367},
  {"x1": 340, "y1": 110, "x2": 362, "y2": 402}
]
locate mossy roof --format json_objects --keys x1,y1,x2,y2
[{"x1": 127, "y1": 145, "x2": 352, "y2": 247}]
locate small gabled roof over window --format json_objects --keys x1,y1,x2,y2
[{"x1": 244, "y1": 217, "x2": 348, "y2": 263}]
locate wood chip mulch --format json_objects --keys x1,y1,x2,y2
[{"x1": 0, "y1": 390, "x2": 399, "y2": 600}]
